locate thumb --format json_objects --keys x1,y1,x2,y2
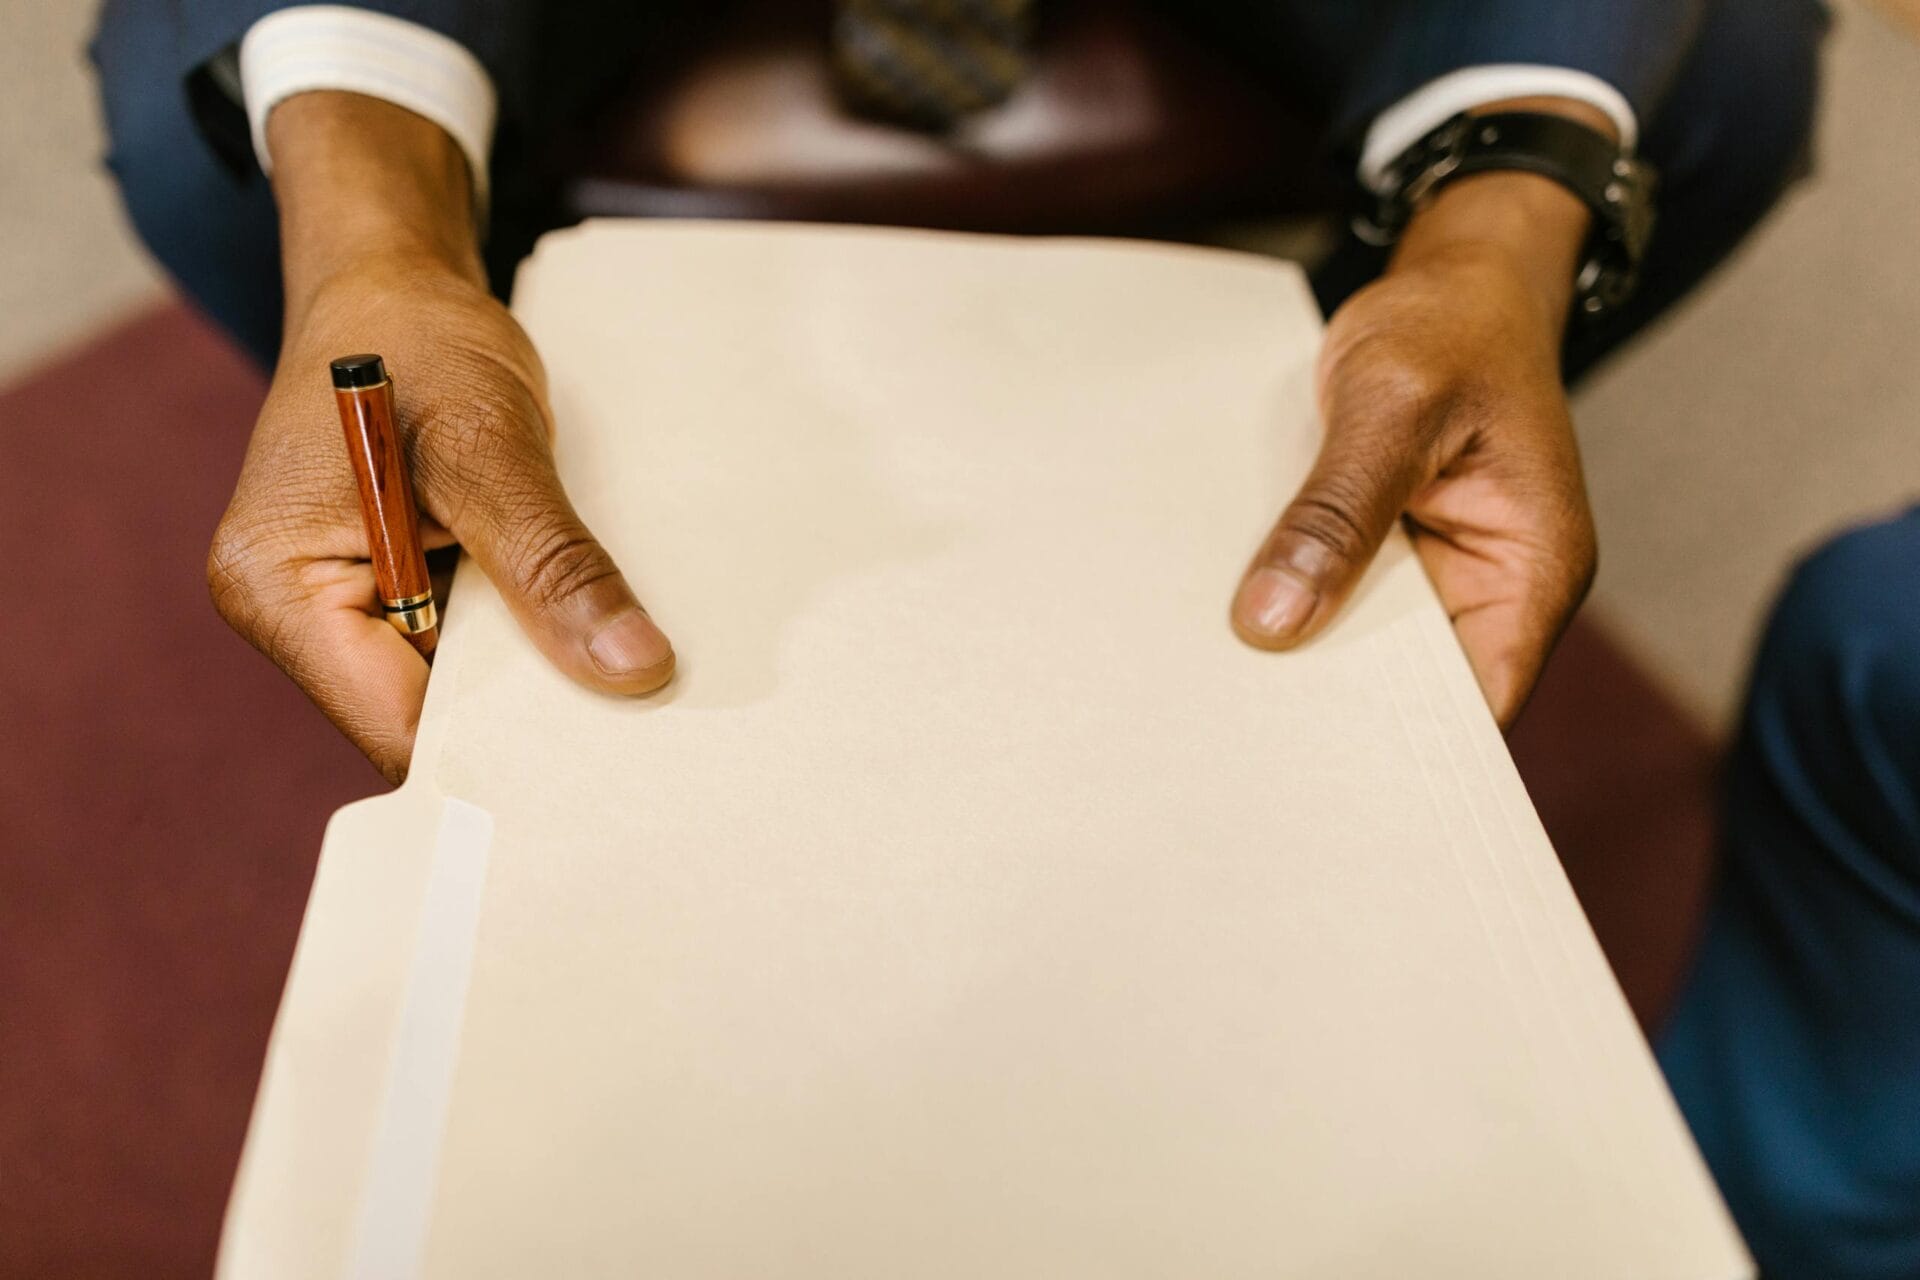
[
  {"x1": 447, "y1": 442, "x2": 675, "y2": 695},
  {"x1": 1231, "y1": 420, "x2": 1426, "y2": 651}
]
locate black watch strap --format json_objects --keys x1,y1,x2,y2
[{"x1": 1359, "y1": 111, "x2": 1657, "y2": 319}]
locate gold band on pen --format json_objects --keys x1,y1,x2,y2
[{"x1": 383, "y1": 592, "x2": 439, "y2": 635}]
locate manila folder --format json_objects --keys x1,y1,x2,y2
[{"x1": 219, "y1": 221, "x2": 1749, "y2": 1280}]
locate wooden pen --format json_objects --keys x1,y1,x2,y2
[{"x1": 331, "y1": 354, "x2": 438, "y2": 655}]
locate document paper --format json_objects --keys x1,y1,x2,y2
[{"x1": 220, "y1": 221, "x2": 1749, "y2": 1279}]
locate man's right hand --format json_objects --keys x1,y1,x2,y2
[{"x1": 210, "y1": 92, "x2": 673, "y2": 782}]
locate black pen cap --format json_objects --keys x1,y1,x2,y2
[{"x1": 330, "y1": 354, "x2": 389, "y2": 389}]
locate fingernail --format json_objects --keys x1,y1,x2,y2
[
  {"x1": 1237, "y1": 568, "x2": 1317, "y2": 641},
  {"x1": 587, "y1": 608, "x2": 673, "y2": 677}
]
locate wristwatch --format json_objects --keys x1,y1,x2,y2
[{"x1": 1356, "y1": 111, "x2": 1657, "y2": 319}]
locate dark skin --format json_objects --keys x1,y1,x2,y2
[
  {"x1": 1233, "y1": 103, "x2": 1606, "y2": 719},
  {"x1": 212, "y1": 91, "x2": 1604, "y2": 780}
]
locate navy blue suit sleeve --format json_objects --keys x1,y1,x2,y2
[{"x1": 1330, "y1": 0, "x2": 1709, "y2": 143}]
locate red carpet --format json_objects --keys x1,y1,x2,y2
[{"x1": 0, "y1": 302, "x2": 1722, "y2": 1279}]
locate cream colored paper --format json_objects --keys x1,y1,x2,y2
[{"x1": 220, "y1": 221, "x2": 1749, "y2": 1280}]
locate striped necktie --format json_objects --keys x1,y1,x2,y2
[{"x1": 832, "y1": 0, "x2": 1036, "y2": 131}]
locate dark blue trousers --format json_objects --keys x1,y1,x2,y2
[{"x1": 1661, "y1": 507, "x2": 1920, "y2": 1280}]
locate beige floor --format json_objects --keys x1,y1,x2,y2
[
  {"x1": 0, "y1": 0, "x2": 164, "y2": 384},
  {"x1": 4, "y1": 0, "x2": 1916, "y2": 732},
  {"x1": 1579, "y1": 0, "x2": 1920, "y2": 728}
]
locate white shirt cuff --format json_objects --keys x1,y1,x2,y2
[
  {"x1": 1358, "y1": 65, "x2": 1638, "y2": 193},
  {"x1": 239, "y1": 4, "x2": 497, "y2": 212}
]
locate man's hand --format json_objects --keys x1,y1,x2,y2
[
  {"x1": 1232, "y1": 105, "x2": 1608, "y2": 725},
  {"x1": 210, "y1": 93, "x2": 673, "y2": 782}
]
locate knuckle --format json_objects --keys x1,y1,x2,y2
[
  {"x1": 205, "y1": 519, "x2": 305, "y2": 670},
  {"x1": 1284, "y1": 502, "x2": 1367, "y2": 570},
  {"x1": 1369, "y1": 356, "x2": 1449, "y2": 422},
  {"x1": 1283, "y1": 480, "x2": 1380, "y2": 570},
  {"x1": 205, "y1": 518, "x2": 270, "y2": 628},
  {"x1": 1567, "y1": 521, "x2": 1599, "y2": 601},
  {"x1": 512, "y1": 523, "x2": 617, "y2": 612},
  {"x1": 1335, "y1": 343, "x2": 1452, "y2": 429},
  {"x1": 1523, "y1": 505, "x2": 1598, "y2": 616},
  {"x1": 1548, "y1": 488, "x2": 1599, "y2": 588}
]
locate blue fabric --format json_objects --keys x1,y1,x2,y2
[
  {"x1": 1661, "y1": 507, "x2": 1920, "y2": 1280},
  {"x1": 1325, "y1": 0, "x2": 1710, "y2": 145}
]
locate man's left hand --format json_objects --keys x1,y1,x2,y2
[{"x1": 1231, "y1": 162, "x2": 1603, "y2": 726}]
